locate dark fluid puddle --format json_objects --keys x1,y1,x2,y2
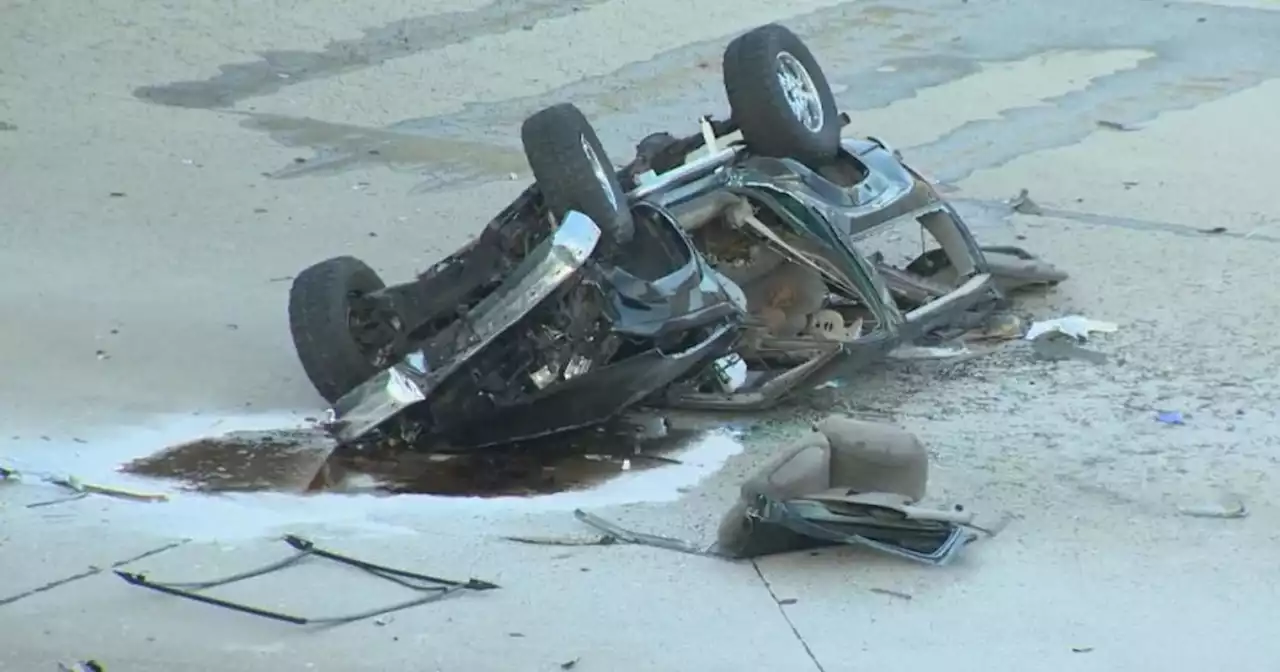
[{"x1": 121, "y1": 414, "x2": 719, "y2": 499}]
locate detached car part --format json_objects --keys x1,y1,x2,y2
[
  {"x1": 115, "y1": 535, "x2": 497, "y2": 625},
  {"x1": 573, "y1": 415, "x2": 986, "y2": 566}
]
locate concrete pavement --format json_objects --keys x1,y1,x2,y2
[{"x1": 3, "y1": 0, "x2": 1279, "y2": 669}]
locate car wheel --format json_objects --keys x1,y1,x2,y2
[
  {"x1": 521, "y1": 102, "x2": 635, "y2": 244},
  {"x1": 288, "y1": 256, "x2": 399, "y2": 404},
  {"x1": 723, "y1": 23, "x2": 840, "y2": 166}
]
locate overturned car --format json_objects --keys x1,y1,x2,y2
[{"x1": 286, "y1": 23, "x2": 1065, "y2": 449}]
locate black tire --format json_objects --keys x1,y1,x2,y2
[
  {"x1": 288, "y1": 256, "x2": 391, "y2": 404},
  {"x1": 723, "y1": 24, "x2": 840, "y2": 166},
  {"x1": 521, "y1": 103, "x2": 635, "y2": 244}
]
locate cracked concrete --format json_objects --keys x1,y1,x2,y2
[{"x1": 2, "y1": 0, "x2": 1279, "y2": 669}]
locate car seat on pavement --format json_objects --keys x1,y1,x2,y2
[{"x1": 714, "y1": 415, "x2": 974, "y2": 564}]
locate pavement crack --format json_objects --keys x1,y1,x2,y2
[
  {"x1": 0, "y1": 539, "x2": 189, "y2": 607},
  {"x1": 750, "y1": 560, "x2": 827, "y2": 672}
]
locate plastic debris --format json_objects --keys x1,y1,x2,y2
[
  {"x1": 1007, "y1": 188, "x2": 1044, "y2": 215},
  {"x1": 48, "y1": 476, "x2": 169, "y2": 503},
  {"x1": 1025, "y1": 315, "x2": 1118, "y2": 342},
  {"x1": 1030, "y1": 332, "x2": 1108, "y2": 364},
  {"x1": 1097, "y1": 120, "x2": 1142, "y2": 132},
  {"x1": 869, "y1": 587, "x2": 913, "y2": 601},
  {"x1": 502, "y1": 534, "x2": 615, "y2": 547},
  {"x1": 0, "y1": 463, "x2": 166, "y2": 503},
  {"x1": 1156, "y1": 411, "x2": 1185, "y2": 425}
]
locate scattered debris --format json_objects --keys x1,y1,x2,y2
[
  {"x1": 574, "y1": 509, "x2": 711, "y2": 556},
  {"x1": 48, "y1": 476, "x2": 169, "y2": 503},
  {"x1": 1156, "y1": 411, "x2": 1185, "y2": 425},
  {"x1": 26, "y1": 492, "x2": 90, "y2": 508},
  {"x1": 57, "y1": 661, "x2": 104, "y2": 672},
  {"x1": 1097, "y1": 120, "x2": 1141, "y2": 132},
  {"x1": 868, "y1": 587, "x2": 913, "y2": 601},
  {"x1": 1025, "y1": 315, "x2": 1118, "y2": 342},
  {"x1": 0, "y1": 467, "x2": 164, "y2": 505},
  {"x1": 1007, "y1": 188, "x2": 1044, "y2": 215},
  {"x1": 1030, "y1": 331, "x2": 1108, "y2": 364},
  {"x1": 0, "y1": 540, "x2": 188, "y2": 607},
  {"x1": 1177, "y1": 499, "x2": 1247, "y2": 519},
  {"x1": 503, "y1": 534, "x2": 616, "y2": 547},
  {"x1": 115, "y1": 535, "x2": 498, "y2": 625}
]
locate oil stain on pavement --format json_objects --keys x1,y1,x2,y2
[
  {"x1": 3, "y1": 413, "x2": 742, "y2": 539},
  {"x1": 119, "y1": 413, "x2": 736, "y2": 499}
]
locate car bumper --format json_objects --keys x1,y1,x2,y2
[{"x1": 325, "y1": 212, "x2": 603, "y2": 444}]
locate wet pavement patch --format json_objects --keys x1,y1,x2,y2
[
  {"x1": 121, "y1": 415, "x2": 714, "y2": 498},
  {"x1": 129, "y1": 0, "x2": 615, "y2": 109},
  {"x1": 240, "y1": 113, "x2": 526, "y2": 187}
]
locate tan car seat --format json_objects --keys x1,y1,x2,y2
[
  {"x1": 716, "y1": 415, "x2": 968, "y2": 560},
  {"x1": 740, "y1": 262, "x2": 828, "y2": 337}
]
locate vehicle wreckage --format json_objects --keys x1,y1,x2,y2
[{"x1": 286, "y1": 23, "x2": 1066, "y2": 449}]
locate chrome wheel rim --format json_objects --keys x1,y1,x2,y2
[{"x1": 775, "y1": 51, "x2": 824, "y2": 132}]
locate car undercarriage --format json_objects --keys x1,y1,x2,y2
[{"x1": 285, "y1": 22, "x2": 1067, "y2": 451}]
